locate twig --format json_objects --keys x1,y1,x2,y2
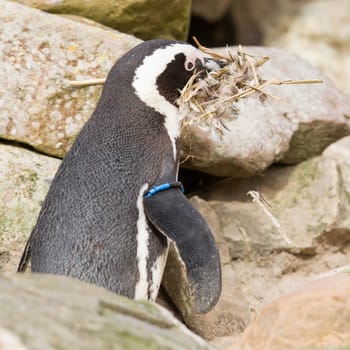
[
  {"x1": 243, "y1": 52, "x2": 259, "y2": 85},
  {"x1": 192, "y1": 36, "x2": 229, "y2": 61},
  {"x1": 242, "y1": 82, "x2": 285, "y2": 103},
  {"x1": 69, "y1": 78, "x2": 106, "y2": 87},
  {"x1": 255, "y1": 56, "x2": 270, "y2": 67},
  {"x1": 247, "y1": 190, "x2": 293, "y2": 245},
  {"x1": 272, "y1": 79, "x2": 323, "y2": 85}
]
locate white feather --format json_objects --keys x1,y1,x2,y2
[
  {"x1": 134, "y1": 183, "x2": 150, "y2": 299},
  {"x1": 149, "y1": 243, "x2": 169, "y2": 301}
]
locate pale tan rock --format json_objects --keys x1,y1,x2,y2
[
  {"x1": 181, "y1": 46, "x2": 350, "y2": 176},
  {"x1": 0, "y1": 327, "x2": 28, "y2": 350},
  {"x1": 230, "y1": 274, "x2": 350, "y2": 350},
  {"x1": 13, "y1": 0, "x2": 191, "y2": 41},
  {"x1": 0, "y1": 0, "x2": 141, "y2": 158},
  {"x1": 0, "y1": 144, "x2": 60, "y2": 272},
  {"x1": 230, "y1": 0, "x2": 350, "y2": 94},
  {"x1": 268, "y1": 0, "x2": 350, "y2": 94},
  {"x1": 323, "y1": 135, "x2": 350, "y2": 165}
]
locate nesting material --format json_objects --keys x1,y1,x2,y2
[{"x1": 178, "y1": 37, "x2": 322, "y2": 133}]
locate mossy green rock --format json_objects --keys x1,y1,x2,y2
[
  {"x1": 13, "y1": 0, "x2": 191, "y2": 41},
  {"x1": 0, "y1": 144, "x2": 61, "y2": 272},
  {"x1": 0, "y1": 273, "x2": 212, "y2": 349}
]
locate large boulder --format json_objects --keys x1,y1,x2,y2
[
  {"x1": 0, "y1": 144, "x2": 60, "y2": 272},
  {"x1": 12, "y1": 0, "x2": 191, "y2": 41},
  {"x1": 0, "y1": 0, "x2": 141, "y2": 158},
  {"x1": 0, "y1": 273, "x2": 212, "y2": 349}
]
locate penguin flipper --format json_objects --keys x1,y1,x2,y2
[{"x1": 143, "y1": 189, "x2": 222, "y2": 314}]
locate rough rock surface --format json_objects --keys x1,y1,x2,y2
[
  {"x1": 230, "y1": 0, "x2": 350, "y2": 94},
  {"x1": 2, "y1": 1, "x2": 349, "y2": 177},
  {"x1": 13, "y1": 0, "x2": 191, "y2": 41},
  {"x1": 0, "y1": 273, "x2": 212, "y2": 350},
  {"x1": 0, "y1": 0, "x2": 141, "y2": 157},
  {"x1": 181, "y1": 46, "x2": 350, "y2": 177},
  {"x1": 169, "y1": 136, "x2": 350, "y2": 340},
  {"x1": 230, "y1": 274, "x2": 350, "y2": 350},
  {"x1": 0, "y1": 144, "x2": 60, "y2": 272}
]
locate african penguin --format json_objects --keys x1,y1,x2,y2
[{"x1": 18, "y1": 39, "x2": 222, "y2": 313}]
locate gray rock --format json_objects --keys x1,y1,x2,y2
[
  {"x1": 230, "y1": 0, "x2": 350, "y2": 94},
  {"x1": 180, "y1": 46, "x2": 350, "y2": 176},
  {"x1": 0, "y1": 273, "x2": 212, "y2": 350},
  {"x1": 170, "y1": 136, "x2": 350, "y2": 340},
  {"x1": 0, "y1": 0, "x2": 141, "y2": 158},
  {"x1": 12, "y1": 0, "x2": 191, "y2": 41},
  {"x1": 0, "y1": 144, "x2": 60, "y2": 272}
]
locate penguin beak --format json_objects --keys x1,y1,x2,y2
[
  {"x1": 195, "y1": 57, "x2": 227, "y2": 79},
  {"x1": 203, "y1": 57, "x2": 227, "y2": 72}
]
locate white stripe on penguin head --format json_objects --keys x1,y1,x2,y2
[{"x1": 132, "y1": 43, "x2": 204, "y2": 160}]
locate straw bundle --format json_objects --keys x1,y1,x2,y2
[{"x1": 178, "y1": 37, "x2": 322, "y2": 133}]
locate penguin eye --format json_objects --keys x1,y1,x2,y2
[{"x1": 185, "y1": 60, "x2": 195, "y2": 71}]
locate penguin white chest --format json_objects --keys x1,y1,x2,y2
[{"x1": 134, "y1": 184, "x2": 169, "y2": 300}]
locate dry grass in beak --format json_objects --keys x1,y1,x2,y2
[{"x1": 178, "y1": 37, "x2": 323, "y2": 134}]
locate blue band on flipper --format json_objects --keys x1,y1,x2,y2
[{"x1": 144, "y1": 181, "x2": 185, "y2": 198}]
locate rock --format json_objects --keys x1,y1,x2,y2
[
  {"x1": 230, "y1": 274, "x2": 350, "y2": 350},
  {"x1": 0, "y1": 144, "x2": 61, "y2": 272},
  {"x1": 0, "y1": 0, "x2": 141, "y2": 158},
  {"x1": 0, "y1": 273, "x2": 212, "y2": 349},
  {"x1": 173, "y1": 138, "x2": 350, "y2": 340},
  {"x1": 201, "y1": 147, "x2": 350, "y2": 258},
  {"x1": 13, "y1": 0, "x2": 191, "y2": 41},
  {"x1": 230, "y1": 0, "x2": 302, "y2": 46},
  {"x1": 323, "y1": 135, "x2": 350, "y2": 165},
  {"x1": 192, "y1": 0, "x2": 231, "y2": 23},
  {"x1": 180, "y1": 46, "x2": 350, "y2": 177},
  {"x1": 268, "y1": 0, "x2": 350, "y2": 95},
  {"x1": 230, "y1": 0, "x2": 350, "y2": 94}
]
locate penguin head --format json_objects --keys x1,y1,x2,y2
[
  {"x1": 129, "y1": 40, "x2": 223, "y2": 159},
  {"x1": 101, "y1": 40, "x2": 222, "y2": 160},
  {"x1": 132, "y1": 39, "x2": 222, "y2": 109}
]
